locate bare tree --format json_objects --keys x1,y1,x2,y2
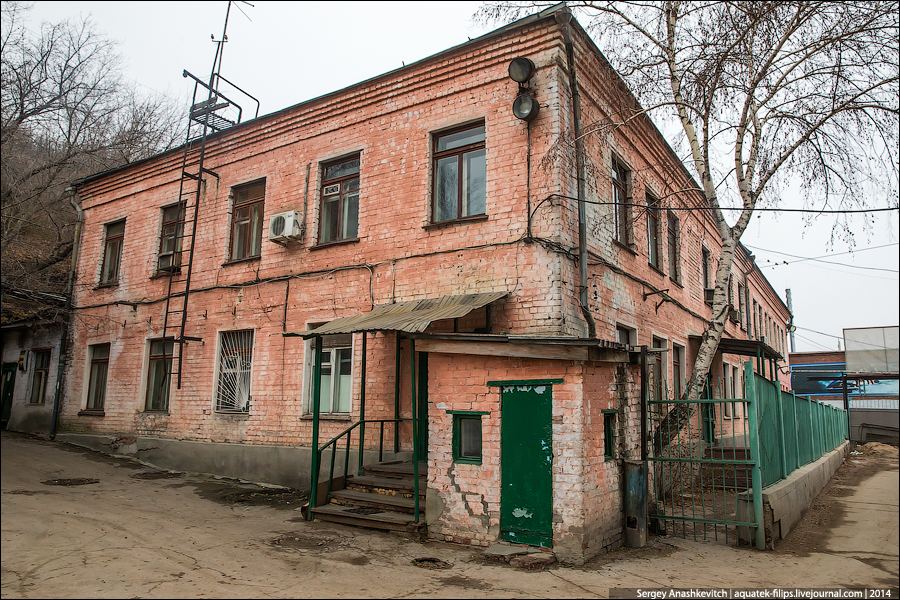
[
  {"x1": 1, "y1": 1, "x2": 185, "y2": 322},
  {"x1": 479, "y1": 1, "x2": 899, "y2": 448}
]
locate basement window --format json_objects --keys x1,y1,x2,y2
[{"x1": 449, "y1": 411, "x2": 486, "y2": 465}]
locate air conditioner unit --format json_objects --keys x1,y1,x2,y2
[
  {"x1": 704, "y1": 288, "x2": 715, "y2": 304},
  {"x1": 268, "y1": 211, "x2": 302, "y2": 244},
  {"x1": 728, "y1": 309, "x2": 741, "y2": 324}
]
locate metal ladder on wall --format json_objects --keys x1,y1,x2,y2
[{"x1": 160, "y1": 70, "x2": 250, "y2": 388}]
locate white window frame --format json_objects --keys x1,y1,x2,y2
[
  {"x1": 214, "y1": 329, "x2": 254, "y2": 413},
  {"x1": 303, "y1": 330, "x2": 354, "y2": 416}
]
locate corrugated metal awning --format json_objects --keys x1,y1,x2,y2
[{"x1": 296, "y1": 292, "x2": 508, "y2": 338}]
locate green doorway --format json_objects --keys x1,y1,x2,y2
[{"x1": 498, "y1": 381, "x2": 555, "y2": 548}]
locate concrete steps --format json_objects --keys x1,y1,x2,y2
[{"x1": 310, "y1": 460, "x2": 426, "y2": 533}]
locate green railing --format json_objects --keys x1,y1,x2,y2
[
  {"x1": 307, "y1": 334, "x2": 423, "y2": 525},
  {"x1": 753, "y1": 373, "x2": 847, "y2": 488},
  {"x1": 309, "y1": 417, "x2": 413, "y2": 512}
]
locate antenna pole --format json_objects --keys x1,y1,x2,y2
[{"x1": 210, "y1": 1, "x2": 233, "y2": 91}]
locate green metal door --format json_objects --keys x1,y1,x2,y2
[
  {"x1": 1, "y1": 363, "x2": 16, "y2": 428},
  {"x1": 500, "y1": 384, "x2": 553, "y2": 547}
]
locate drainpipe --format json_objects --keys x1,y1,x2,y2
[
  {"x1": 50, "y1": 186, "x2": 83, "y2": 440},
  {"x1": 557, "y1": 8, "x2": 596, "y2": 338}
]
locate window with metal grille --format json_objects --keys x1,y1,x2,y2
[
  {"x1": 432, "y1": 123, "x2": 486, "y2": 223},
  {"x1": 86, "y1": 344, "x2": 109, "y2": 411},
  {"x1": 145, "y1": 339, "x2": 173, "y2": 411},
  {"x1": 29, "y1": 349, "x2": 51, "y2": 404},
  {"x1": 216, "y1": 330, "x2": 254, "y2": 413},
  {"x1": 319, "y1": 156, "x2": 360, "y2": 244}
]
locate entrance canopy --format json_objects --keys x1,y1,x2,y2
[
  {"x1": 291, "y1": 292, "x2": 507, "y2": 338},
  {"x1": 689, "y1": 335, "x2": 782, "y2": 361}
]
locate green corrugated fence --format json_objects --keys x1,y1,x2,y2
[{"x1": 754, "y1": 372, "x2": 847, "y2": 488}]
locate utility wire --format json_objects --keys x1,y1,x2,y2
[{"x1": 746, "y1": 242, "x2": 900, "y2": 273}]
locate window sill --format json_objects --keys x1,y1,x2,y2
[
  {"x1": 27, "y1": 402, "x2": 46, "y2": 406},
  {"x1": 141, "y1": 410, "x2": 169, "y2": 415},
  {"x1": 215, "y1": 410, "x2": 250, "y2": 418},
  {"x1": 424, "y1": 214, "x2": 489, "y2": 230},
  {"x1": 150, "y1": 269, "x2": 181, "y2": 280},
  {"x1": 669, "y1": 277, "x2": 683, "y2": 289},
  {"x1": 94, "y1": 282, "x2": 119, "y2": 290},
  {"x1": 310, "y1": 237, "x2": 360, "y2": 251},
  {"x1": 78, "y1": 409, "x2": 105, "y2": 417},
  {"x1": 648, "y1": 263, "x2": 665, "y2": 277},
  {"x1": 301, "y1": 413, "x2": 351, "y2": 421},
  {"x1": 613, "y1": 240, "x2": 637, "y2": 255},
  {"x1": 452, "y1": 457, "x2": 483, "y2": 466},
  {"x1": 222, "y1": 255, "x2": 261, "y2": 267}
]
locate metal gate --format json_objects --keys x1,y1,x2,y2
[{"x1": 646, "y1": 362, "x2": 764, "y2": 547}]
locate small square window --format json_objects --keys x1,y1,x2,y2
[{"x1": 452, "y1": 413, "x2": 483, "y2": 464}]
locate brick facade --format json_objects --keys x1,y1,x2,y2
[{"x1": 61, "y1": 8, "x2": 792, "y2": 564}]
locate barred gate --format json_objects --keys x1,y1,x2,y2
[
  {"x1": 646, "y1": 361, "x2": 848, "y2": 548},
  {"x1": 647, "y1": 362, "x2": 764, "y2": 547}
]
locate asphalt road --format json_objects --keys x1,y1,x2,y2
[{"x1": 1, "y1": 431, "x2": 897, "y2": 598}]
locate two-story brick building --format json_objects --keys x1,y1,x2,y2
[{"x1": 57, "y1": 5, "x2": 791, "y2": 563}]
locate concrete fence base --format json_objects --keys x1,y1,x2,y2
[
  {"x1": 56, "y1": 433, "x2": 408, "y2": 491},
  {"x1": 738, "y1": 441, "x2": 849, "y2": 548}
]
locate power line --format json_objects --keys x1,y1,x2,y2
[
  {"x1": 747, "y1": 242, "x2": 900, "y2": 273},
  {"x1": 795, "y1": 326, "x2": 896, "y2": 350},
  {"x1": 548, "y1": 194, "x2": 899, "y2": 214}
]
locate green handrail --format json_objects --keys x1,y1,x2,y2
[{"x1": 311, "y1": 417, "x2": 413, "y2": 506}]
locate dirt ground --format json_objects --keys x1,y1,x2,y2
[{"x1": 1, "y1": 432, "x2": 898, "y2": 598}]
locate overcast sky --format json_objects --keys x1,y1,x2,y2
[{"x1": 21, "y1": 1, "x2": 900, "y2": 353}]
